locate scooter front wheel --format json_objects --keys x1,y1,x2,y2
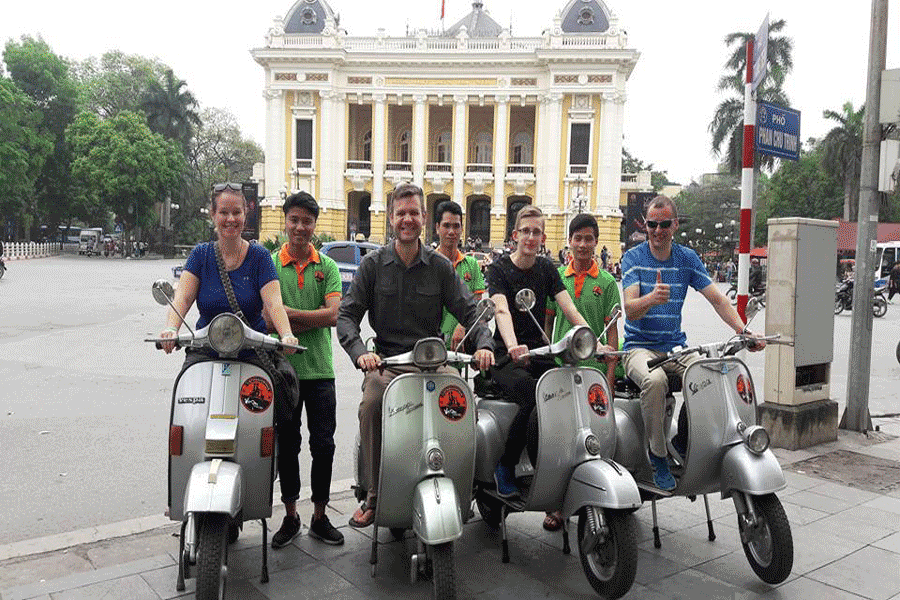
[
  {"x1": 739, "y1": 493, "x2": 793, "y2": 585},
  {"x1": 873, "y1": 295, "x2": 888, "y2": 318},
  {"x1": 834, "y1": 298, "x2": 844, "y2": 315},
  {"x1": 577, "y1": 509, "x2": 637, "y2": 600},
  {"x1": 196, "y1": 514, "x2": 229, "y2": 600},
  {"x1": 429, "y1": 542, "x2": 456, "y2": 600}
]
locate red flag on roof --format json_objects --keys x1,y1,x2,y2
[{"x1": 441, "y1": 0, "x2": 445, "y2": 19}]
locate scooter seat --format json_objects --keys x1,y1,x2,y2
[{"x1": 616, "y1": 373, "x2": 682, "y2": 398}]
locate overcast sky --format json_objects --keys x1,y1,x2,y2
[{"x1": 2, "y1": 0, "x2": 897, "y2": 185}]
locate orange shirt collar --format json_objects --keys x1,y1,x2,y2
[
  {"x1": 279, "y1": 243, "x2": 320, "y2": 268},
  {"x1": 565, "y1": 259, "x2": 600, "y2": 298},
  {"x1": 452, "y1": 249, "x2": 465, "y2": 268}
]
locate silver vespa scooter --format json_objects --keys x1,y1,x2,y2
[
  {"x1": 354, "y1": 298, "x2": 495, "y2": 600},
  {"x1": 145, "y1": 280, "x2": 303, "y2": 600},
  {"x1": 473, "y1": 289, "x2": 641, "y2": 599},
  {"x1": 612, "y1": 330, "x2": 794, "y2": 585}
]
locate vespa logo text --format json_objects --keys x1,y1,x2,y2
[
  {"x1": 389, "y1": 401, "x2": 423, "y2": 417},
  {"x1": 688, "y1": 378, "x2": 712, "y2": 395},
  {"x1": 177, "y1": 397, "x2": 206, "y2": 405},
  {"x1": 543, "y1": 387, "x2": 572, "y2": 403}
]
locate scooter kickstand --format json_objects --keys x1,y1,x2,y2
[
  {"x1": 176, "y1": 520, "x2": 187, "y2": 591},
  {"x1": 561, "y1": 516, "x2": 571, "y2": 555},
  {"x1": 651, "y1": 499, "x2": 662, "y2": 549},
  {"x1": 370, "y1": 525, "x2": 379, "y2": 577},
  {"x1": 260, "y1": 519, "x2": 269, "y2": 583},
  {"x1": 703, "y1": 495, "x2": 716, "y2": 541},
  {"x1": 500, "y1": 504, "x2": 510, "y2": 564}
]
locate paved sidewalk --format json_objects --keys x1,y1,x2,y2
[{"x1": 2, "y1": 422, "x2": 900, "y2": 600}]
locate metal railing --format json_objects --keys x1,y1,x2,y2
[
  {"x1": 346, "y1": 160, "x2": 372, "y2": 170},
  {"x1": 569, "y1": 165, "x2": 588, "y2": 175},
  {"x1": 507, "y1": 164, "x2": 534, "y2": 174},
  {"x1": 296, "y1": 159, "x2": 313, "y2": 170},
  {"x1": 1, "y1": 242, "x2": 57, "y2": 260},
  {"x1": 385, "y1": 161, "x2": 412, "y2": 172},
  {"x1": 426, "y1": 162, "x2": 452, "y2": 172},
  {"x1": 466, "y1": 163, "x2": 493, "y2": 173}
]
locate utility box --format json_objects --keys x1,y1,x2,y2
[{"x1": 758, "y1": 217, "x2": 839, "y2": 450}]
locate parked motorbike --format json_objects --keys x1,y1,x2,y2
[
  {"x1": 612, "y1": 333, "x2": 794, "y2": 585},
  {"x1": 353, "y1": 298, "x2": 495, "y2": 600},
  {"x1": 0, "y1": 257, "x2": 5, "y2": 280},
  {"x1": 145, "y1": 280, "x2": 304, "y2": 600},
  {"x1": 473, "y1": 290, "x2": 640, "y2": 599},
  {"x1": 727, "y1": 284, "x2": 766, "y2": 308},
  {"x1": 835, "y1": 279, "x2": 887, "y2": 317}
]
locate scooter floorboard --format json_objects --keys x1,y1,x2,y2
[
  {"x1": 481, "y1": 488, "x2": 527, "y2": 512},
  {"x1": 636, "y1": 481, "x2": 674, "y2": 500}
]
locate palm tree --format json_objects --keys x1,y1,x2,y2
[
  {"x1": 709, "y1": 19, "x2": 794, "y2": 175},
  {"x1": 821, "y1": 102, "x2": 864, "y2": 222},
  {"x1": 141, "y1": 69, "x2": 201, "y2": 150}
]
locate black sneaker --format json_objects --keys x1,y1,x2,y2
[
  {"x1": 271, "y1": 514, "x2": 302, "y2": 548},
  {"x1": 308, "y1": 515, "x2": 345, "y2": 545}
]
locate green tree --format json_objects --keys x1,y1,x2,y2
[
  {"x1": 3, "y1": 35, "x2": 80, "y2": 239},
  {"x1": 0, "y1": 77, "x2": 53, "y2": 237},
  {"x1": 674, "y1": 174, "x2": 741, "y2": 256},
  {"x1": 141, "y1": 68, "x2": 201, "y2": 150},
  {"x1": 621, "y1": 148, "x2": 677, "y2": 190},
  {"x1": 709, "y1": 19, "x2": 794, "y2": 175},
  {"x1": 67, "y1": 111, "x2": 184, "y2": 247},
  {"x1": 73, "y1": 50, "x2": 169, "y2": 118},
  {"x1": 820, "y1": 102, "x2": 864, "y2": 222}
]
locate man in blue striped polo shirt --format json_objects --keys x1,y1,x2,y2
[{"x1": 621, "y1": 195, "x2": 763, "y2": 491}]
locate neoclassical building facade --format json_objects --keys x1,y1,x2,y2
[{"x1": 252, "y1": 0, "x2": 639, "y2": 257}]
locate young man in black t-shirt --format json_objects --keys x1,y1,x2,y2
[{"x1": 486, "y1": 206, "x2": 591, "y2": 497}]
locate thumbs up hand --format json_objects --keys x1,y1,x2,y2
[{"x1": 649, "y1": 269, "x2": 670, "y2": 306}]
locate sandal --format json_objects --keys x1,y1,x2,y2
[
  {"x1": 543, "y1": 511, "x2": 564, "y2": 532},
  {"x1": 349, "y1": 502, "x2": 376, "y2": 528}
]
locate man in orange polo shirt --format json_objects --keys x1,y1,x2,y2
[{"x1": 435, "y1": 200, "x2": 485, "y2": 349}]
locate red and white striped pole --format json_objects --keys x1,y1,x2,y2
[{"x1": 737, "y1": 38, "x2": 756, "y2": 322}]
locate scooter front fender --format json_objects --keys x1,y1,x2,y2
[
  {"x1": 183, "y1": 460, "x2": 242, "y2": 518},
  {"x1": 562, "y1": 459, "x2": 641, "y2": 518},
  {"x1": 412, "y1": 477, "x2": 463, "y2": 545},
  {"x1": 720, "y1": 444, "x2": 786, "y2": 499}
]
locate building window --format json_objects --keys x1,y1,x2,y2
[
  {"x1": 569, "y1": 123, "x2": 590, "y2": 166},
  {"x1": 363, "y1": 130, "x2": 371, "y2": 162},
  {"x1": 474, "y1": 131, "x2": 492, "y2": 164},
  {"x1": 512, "y1": 131, "x2": 533, "y2": 164},
  {"x1": 437, "y1": 130, "x2": 451, "y2": 163},
  {"x1": 398, "y1": 130, "x2": 411, "y2": 163},
  {"x1": 296, "y1": 119, "x2": 313, "y2": 164}
]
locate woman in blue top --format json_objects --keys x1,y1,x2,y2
[{"x1": 158, "y1": 182, "x2": 297, "y2": 354}]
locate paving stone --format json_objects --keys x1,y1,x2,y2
[
  {"x1": 807, "y1": 546, "x2": 900, "y2": 600},
  {"x1": 49, "y1": 574, "x2": 159, "y2": 600},
  {"x1": 227, "y1": 541, "x2": 317, "y2": 581},
  {"x1": 783, "y1": 470, "x2": 828, "y2": 490},
  {"x1": 638, "y1": 521, "x2": 740, "y2": 568},
  {"x1": 781, "y1": 489, "x2": 855, "y2": 514},
  {"x1": 139, "y1": 565, "x2": 193, "y2": 599},
  {"x1": 861, "y1": 495, "x2": 900, "y2": 516},
  {"x1": 872, "y1": 531, "x2": 900, "y2": 555},
  {"x1": 0, "y1": 551, "x2": 93, "y2": 591},
  {"x1": 778, "y1": 500, "x2": 829, "y2": 526},
  {"x1": 644, "y1": 566, "x2": 758, "y2": 600},
  {"x1": 807, "y1": 481, "x2": 881, "y2": 505},
  {"x1": 250, "y1": 564, "x2": 353, "y2": 600},
  {"x1": 766, "y1": 575, "x2": 872, "y2": 600},
  {"x1": 691, "y1": 547, "x2": 796, "y2": 594},
  {"x1": 633, "y1": 547, "x2": 686, "y2": 586},
  {"x1": 86, "y1": 530, "x2": 179, "y2": 569},
  {"x1": 291, "y1": 524, "x2": 371, "y2": 561},
  {"x1": 785, "y1": 522, "x2": 866, "y2": 575}
]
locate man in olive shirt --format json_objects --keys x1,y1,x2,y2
[
  {"x1": 435, "y1": 200, "x2": 485, "y2": 349},
  {"x1": 265, "y1": 192, "x2": 344, "y2": 547},
  {"x1": 337, "y1": 183, "x2": 494, "y2": 528}
]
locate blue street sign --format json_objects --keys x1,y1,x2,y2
[{"x1": 756, "y1": 101, "x2": 801, "y2": 161}]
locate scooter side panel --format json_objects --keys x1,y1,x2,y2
[
  {"x1": 561, "y1": 460, "x2": 641, "y2": 517},
  {"x1": 233, "y1": 364, "x2": 276, "y2": 521},
  {"x1": 378, "y1": 373, "x2": 475, "y2": 529},
  {"x1": 720, "y1": 359, "x2": 758, "y2": 427},
  {"x1": 720, "y1": 444, "x2": 786, "y2": 498},
  {"x1": 170, "y1": 362, "x2": 215, "y2": 522},
  {"x1": 412, "y1": 477, "x2": 463, "y2": 545},
  {"x1": 474, "y1": 400, "x2": 519, "y2": 484},
  {"x1": 183, "y1": 461, "x2": 242, "y2": 516}
]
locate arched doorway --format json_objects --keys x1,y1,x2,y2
[
  {"x1": 426, "y1": 193, "x2": 450, "y2": 244},
  {"x1": 506, "y1": 196, "x2": 532, "y2": 241},
  {"x1": 467, "y1": 196, "x2": 491, "y2": 246},
  {"x1": 347, "y1": 191, "x2": 371, "y2": 240}
]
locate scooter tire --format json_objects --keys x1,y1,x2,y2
[
  {"x1": 475, "y1": 492, "x2": 503, "y2": 528},
  {"x1": 196, "y1": 514, "x2": 229, "y2": 600},
  {"x1": 0, "y1": 264, "x2": 4, "y2": 280},
  {"x1": 896, "y1": 339, "x2": 900, "y2": 365},
  {"x1": 739, "y1": 493, "x2": 793, "y2": 585},
  {"x1": 834, "y1": 298, "x2": 844, "y2": 315},
  {"x1": 429, "y1": 542, "x2": 456, "y2": 600},
  {"x1": 873, "y1": 295, "x2": 888, "y2": 318},
  {"x1": 577, "y1": 509, "x2": 638, "y2": 600},
  {"x1": 727, "y1": 286, "x2": 737, "y2": 305}
]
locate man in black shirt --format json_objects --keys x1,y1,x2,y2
[{"x1": 486, "y1": 205, "x2": 591, "y2": 497}]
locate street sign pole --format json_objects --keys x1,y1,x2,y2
[
  {"x1": 842, "y1": 0, "x2": 888, "y2": 433},
  {"x1": 737, "y1": 38, "x2": 757, "y2": 322}
]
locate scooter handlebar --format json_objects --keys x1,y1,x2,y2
[{"x1": 646, "y1": 354, "x2": 671, "y2": 370}]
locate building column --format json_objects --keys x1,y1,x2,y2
[
  {"x1": 371, "y1": 94, "x2": 387, "y2": 212},
  {"x1": 452, "y1": 94, "x2": 467, "y2": 206},
  {"x1": 536, "y1": 93, "x2": 563, "y2": 212},
  {"x1": 412, "y1": 94, "x2": 427, "y2": 189},
  {"x1": 333, "y1": 93, "x2": 347, "y2": 211},
  {"x1": 318, "y1": 90, "x2": 333, "y2": 207},
  {"x1": 263, "y1": 87, "x2": 286, "y2": 206},
  {"x1": 597, "y1": 91, "x2": 625, "y2": 212},
  {"x1": 492, "y1": 95, "x2": 509, "y2": 213}
]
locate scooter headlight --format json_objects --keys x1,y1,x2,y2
[
  {"x1": 208, "y1": 313, "x2": 245, "y2": 355},
  {"x1": 566, "y1": 326, "x2": 597, "y2": 363},
  {"x1": 413, "y1": 338, "x2": 447, "y2": 369},
  {"x1": 585, "y1": 434, "x2": 601, "y2": 456},
  {"x1": 426, "y1": 448, "x2": 444, "y2": 471},
  {"x1": 743, "y1": 425, "x2": 770, "y2": 454}
]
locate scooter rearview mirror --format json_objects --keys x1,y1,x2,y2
[
  {"x1": 745, "y1": 297, "x2": 760, "y2": 322},
  {"x1": 453, "y1": 298, "x2": 497, "y2": 353},
  {"x1": 598, "y1": 305, "x2": 621, "y2": 341},
  {"x1": 515, "y1": 288, "x2": 536, "y2": 312},
  {"x1": 152, "y1": 279, "x2": 175, "y2": 305}
]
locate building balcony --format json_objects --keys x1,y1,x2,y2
[
  {"x1": 620, "y1": 170, "x2": 652, "y2": 191},
  {"x1": 346, "y1": 160, "x2": 372, "y2": 171},
  {"x1": 295, "y1": 159, "x2": 314, "y2": 171},
  {"x1": 385, "y1": 161, "x2": 412, "y2": 173},
  {"x1": 568, "y1": 165, "x2": 589, "y2": 176},
  {"x1": 506, "y1": 164, "x2": 534, "y2": 174},
  {"x1": 466, "y1": 163, "x2": 493, "y2": 174},
  {"x1": 426, "y1": 162, "x2": 452, "y2": 173}
]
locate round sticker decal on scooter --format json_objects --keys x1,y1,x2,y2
[
  {"x1": 587, "y1": 383, "x2": 608, "y2": 416},
  {"x1": 736, "y1": 374, "x2": 752, "y2": 405},
  {"x1": 240, "y1": 376, "x2": 274, "y2": 413},
  {"x1": 438, "y1": 385, "x2": 467, "y2": 421}
]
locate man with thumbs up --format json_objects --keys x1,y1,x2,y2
[{"x1": 620, "y1": 195, "x2": 761, "y2": 491}]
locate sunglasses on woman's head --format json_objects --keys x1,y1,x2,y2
[
  {"x1": 646, "y1": 220, "x2": 673, "y2": 229},
  {"x1": 212, "y1": 182, "x2": 243, "y2": 193}
]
